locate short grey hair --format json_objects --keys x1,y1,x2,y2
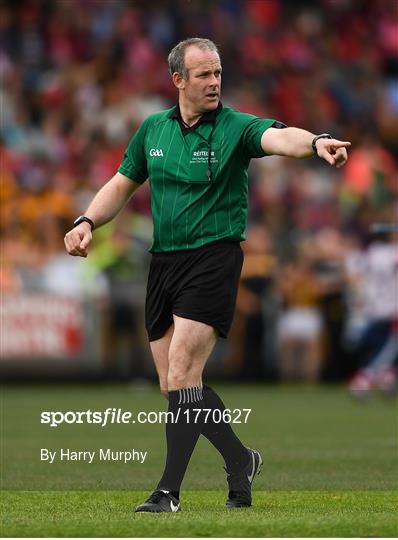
[{"x1": 168, "y1": 38, "x2": 219, "y2": 79}]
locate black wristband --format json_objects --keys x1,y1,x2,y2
[
  {"x1": 73, "y1": 215, "x2": 94, "y2": 230},
  {"x1": 311, "y1": 133, "x2": 332, "y2": 153}
]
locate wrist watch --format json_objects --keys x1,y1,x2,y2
[
  {"x1": 311, "y1": 133, "x2": 332, "y2": 153},
  {"x1": 73, "y1": 215, "x2": 94, "y2": 230}
]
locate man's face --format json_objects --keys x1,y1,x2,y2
[{"x1": 177, "y1": 46, "x2": 222, "y2": 112}]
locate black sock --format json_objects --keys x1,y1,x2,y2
[
  {"x1": 157, "y1": 386, "x2": 204, "y2": 496},
  {"x1": 201, "y1": 385, "x2": 249, "y2": 472}
]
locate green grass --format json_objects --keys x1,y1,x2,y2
[
  {"x1": 2, "y1": 490, "x2": 397, "y2": 537},
  {"x1": 1, "y1": 383, "x2": 397, "y2": 536}
]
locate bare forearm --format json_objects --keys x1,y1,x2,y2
[
  {"x1": 261, "y1": 127, "x2": 351, "y2": 167},
  {"x1": 65, "y1": 172, "x2": 141, "y2": 258},
  {"x1": 261, "y1": 127, "x2": 314, "y2": 158},
  {"x1": 84, "y1": 172, "x2": 141, "y2": 229}
]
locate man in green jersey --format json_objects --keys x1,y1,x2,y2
[{"x1": 65, "y1": 38, "x2": 350, "y2": 513}]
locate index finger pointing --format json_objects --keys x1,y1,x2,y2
[{"x1": 331, "y1": 140, "x2": 351, "y2": 148}]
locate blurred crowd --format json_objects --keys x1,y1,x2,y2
[{"x1": 1, "y1": 0, "x2": 397, "y2": 384}]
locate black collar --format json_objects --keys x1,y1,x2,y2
[{"x1": 169, "y1": 102, "x2": 223, "y2": 134}]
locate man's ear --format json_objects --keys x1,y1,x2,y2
[{"x1": 172, "y1": 72, "x2": 186, "y2": 90}]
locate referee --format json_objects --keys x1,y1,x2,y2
[{"x1": 64, "y1": 38, "x2": 351, "y2": 513}]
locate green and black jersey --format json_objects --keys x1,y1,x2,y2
[{"x1": 118, "y1": 103, "x2": 278, "y2": 252}]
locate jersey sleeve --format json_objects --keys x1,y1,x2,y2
[
  {"x1": 242, "y1": 118, "x2": 285, "y2": 158},
  {"x1": 118, "y1": 118, "x2": 149, "y2": 183}
]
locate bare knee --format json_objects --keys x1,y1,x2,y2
[
  {"x1": 166, "y1": 319, "x2": 216, "y2": 389},
  {"x1": 167, "y1": 361, "x2": 191, "y2": 389},
  {"x1": 167, "y1": 355, "x2": 206, "y2": 389}
]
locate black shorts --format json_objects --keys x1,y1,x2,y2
[{"x1": 145, "y1": 240, "x2": 244, "y2": 341}]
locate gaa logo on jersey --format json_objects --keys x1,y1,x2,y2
[{"x1": 149, "y1": 148, "x2": 164, "y2": 157}]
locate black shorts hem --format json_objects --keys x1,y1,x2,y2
[
  {"x1": 173, "y1": 311, "x2": 227, "y2": 339},
  {"x1": 148, "y1": 331, "x2": 168, "y2": 342},
  {"x1": 147, "y1": 314, "x2": 228, "y2": 342},
  {"x1": 147, "y1": 326, "x2": 172, "y2": 342}
]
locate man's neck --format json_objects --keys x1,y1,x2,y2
[{"x1": 178, "y1": 101, "x2": 203, "y2": 127}]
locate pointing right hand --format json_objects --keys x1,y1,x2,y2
[{"x1": 64, "y1": 223, "x2": 92, "y2": 257}]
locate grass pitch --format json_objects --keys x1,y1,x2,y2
[
  {"x1": 1, "y1": 383, "x2": 397, "y2": 537},
  {"x1": 2, "y1": 490, "x2": 397, "y2": 537}
]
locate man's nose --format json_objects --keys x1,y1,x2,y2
[{"x1": 209, "y1": 74, "x2": 219, "y2": 87}]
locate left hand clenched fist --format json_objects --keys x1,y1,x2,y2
[{"x1": 315, "y1": 139, "x2": 351, "y2": 168}]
